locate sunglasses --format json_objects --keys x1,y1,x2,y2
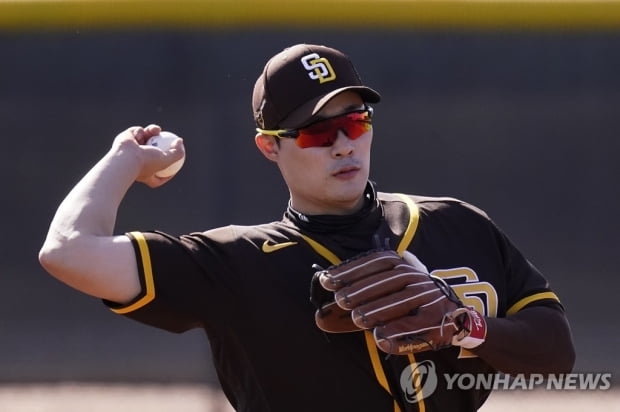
[{"x1": 257, "y1": 106, "x2": 373, "y2": 148}]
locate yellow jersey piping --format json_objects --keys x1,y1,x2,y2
[
  {"x1": 507, "y1": 291, "x2": 561, "y2": 316},
  {"x1": 110, "y1": 231, "x2": 156, "y2": 314}
]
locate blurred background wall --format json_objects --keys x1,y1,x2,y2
[{"x1": 1, "y1": 0, "x2": 618, "y2": 387}]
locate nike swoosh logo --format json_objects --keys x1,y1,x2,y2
[{"x1": 262, "y1": 240, "x2": 298, "y2": 253}]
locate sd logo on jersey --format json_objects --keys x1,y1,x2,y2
[{"x1": 301, "y1": 53, "x2": 336, "y2": 83}]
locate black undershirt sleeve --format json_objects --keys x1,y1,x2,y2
[{"x1": 472, "y1": 303, "x2": 576, "y2": 375}]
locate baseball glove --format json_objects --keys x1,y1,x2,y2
[{"x1": 310, "y1": 249, "x2": 486, "y2": 355}]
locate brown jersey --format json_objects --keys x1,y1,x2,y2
[{"x1": 105, "y1": 183, "x2": 562, "y2": 412}]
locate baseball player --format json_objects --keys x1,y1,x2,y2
[{"x1": 39, "y1": 44, "x2": 575, "y2": 411}]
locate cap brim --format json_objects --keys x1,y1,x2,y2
[{"x1": 279, "y1": 86, "x2": 381, "y2": 129}]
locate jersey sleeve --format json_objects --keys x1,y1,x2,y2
[
  {"x1": 492, "y1": 223, "x2": 563, "y2": 315},
  {"x1": 463, "y1": 202, "x2": 564, "y2": 315},
  {"x1": 103, "y1": 228, "x2": 241, "y2": 333}
]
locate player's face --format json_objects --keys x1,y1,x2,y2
[{"x1": 275, "y1": 91, "x2": 373, "y2": 215}]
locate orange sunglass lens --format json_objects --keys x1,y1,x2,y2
[{"x1": 295, "y1": 112, "x2": 372, "y2": 148}]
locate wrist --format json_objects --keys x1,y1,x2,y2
[
  {"x1": 452, "y1": 307, "x2": 487, "y2": 349},
  {"x1": 107, "y1": 140, "x2": 150, "y2": 180}
]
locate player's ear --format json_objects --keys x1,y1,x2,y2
[{"x1": 255, "y1": 133, "x2": 279, "y2": 162}]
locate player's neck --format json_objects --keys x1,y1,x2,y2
[
  {"x1": 288, "y1": 181, "x2": 376, "y2": 218},
  {"x1": 289, "y1": 195, "x2": 364, "y2": 217}
]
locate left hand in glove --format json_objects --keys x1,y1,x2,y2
[{"x1": 310, "y1": 249, "x2": 486, "y2": 354}]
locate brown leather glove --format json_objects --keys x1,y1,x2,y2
[{"x1": 310, "y1": 249, "x2": 485, "y2": 354}]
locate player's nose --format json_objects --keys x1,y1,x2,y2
[{"x1": 331, "y1": 130, "x2": 354, "y2": 158}]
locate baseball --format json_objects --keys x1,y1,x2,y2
[{"x1": 146, "y1": 131, "x2": 185, "y2": 178}]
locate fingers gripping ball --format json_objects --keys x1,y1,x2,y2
[
  {"x1": 310, "y1": 249, "x2": 486, "y2": 355},
  {"x1": 147, "y1": 131, "x2": 185, "y2": 178}
]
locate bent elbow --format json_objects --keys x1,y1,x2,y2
[
  {"x1": 38, "y1": 239, "x2": 68, "y2": 279},
  {"x1": 38, "y1": 236, "x2": 106, "y2": 297},
  {"x1": 38, "y1": 232, "x2": 83, "y2": 282}
]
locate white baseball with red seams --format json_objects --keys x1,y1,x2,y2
[{"x1": 146, "y1": 131, "x2": 185, "y2": 178}]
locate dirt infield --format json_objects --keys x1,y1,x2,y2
[
  {"x1": 0, "y1": 384, "x2": 233, "y2": 412},
  {"x1": 0, "y1": 384, "x2": 617, "y2": 412}
]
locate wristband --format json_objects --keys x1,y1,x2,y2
[{"x1": 452, "y1": 307, "x2": 487, "y2": 349}]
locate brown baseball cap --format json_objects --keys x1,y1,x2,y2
[{"x1": 252, "y1": 44, "x2": 381, "y2": 130}]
